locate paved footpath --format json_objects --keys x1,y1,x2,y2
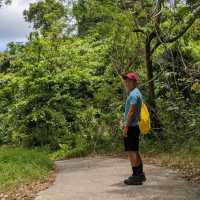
[{"x1": 35, "y1": 157, "x2": 200, "y2": 200}]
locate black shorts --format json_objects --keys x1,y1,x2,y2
[{"x1": 124, "y1": 126, "x2": 140, "y2": 151}]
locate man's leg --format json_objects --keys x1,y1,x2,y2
[
  {"x1": 124, "y1": 151, "x2": 145, "y2": 185},
  {"x1": 124, "y1": 126, "x2": 146, "y2": 185},
  {"x1": 128, "y1": 151, "x2": 141, "y2": 167},
  {"x1": 128, "y1": 151, "x2": 144, "y2": 176}
]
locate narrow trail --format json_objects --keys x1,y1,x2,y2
[{"x1": 35, "y1": 157, "x2": 200, "y2": 200}]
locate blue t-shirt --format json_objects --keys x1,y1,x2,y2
[{"x1": 124, "y1": 88, "x2": 142, "y2": 127}]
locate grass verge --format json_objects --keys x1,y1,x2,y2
[{"x1": 0, "y1": 146, "x2": 54, "y2": 193}]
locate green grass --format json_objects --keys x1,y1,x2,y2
[{"x1": 0, "y1": 146, "x2": 54, "y2": 192}]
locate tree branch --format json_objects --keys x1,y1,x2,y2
[
  {"x1": 150, "y1": 0, "x2": 163, "y2": 53},
  {"x1": 151, "y1": 41, "x2": 161, "y2": 54},
  {"x1": 152, "y1": 5, "x2": 200, "y2": 53},
  {"x1": 132, "y1": 29, "x2": 145, "y2": 34},
  {"x1": 162, "y1": 5, "x2": 200, "y2": 43},
  {"x1": 147, "y1": 31, "x2": 156, "y2": 46}
]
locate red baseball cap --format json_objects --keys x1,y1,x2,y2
[{"x1": 122, "y1": 72, "x2": 139, "y2": 81}]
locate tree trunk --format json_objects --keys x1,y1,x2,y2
[
  {"x1": 145, "y1": 38, "x2": 163, "y2": 139},
  {"x1": 145, "y1": 40, "x2": 155, "y2": 108}
]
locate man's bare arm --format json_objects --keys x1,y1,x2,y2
[
  {"x1": 126, "y1": 104, "x2": 136, "y2": 127},
  {"x1": 123, "y1": 104, "x2": 136, "y2": 137}
]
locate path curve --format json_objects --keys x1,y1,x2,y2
[{"x1": 35, "y1": 157, "x2": 200, "y2": 200}]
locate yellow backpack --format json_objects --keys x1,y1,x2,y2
[{"x1": 139, "y1": 102, "x2": 151, "y2": 135}]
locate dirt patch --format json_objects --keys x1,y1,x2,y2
[{"x1": 142, "y1": 153, "x2": 200, "y2": 184}]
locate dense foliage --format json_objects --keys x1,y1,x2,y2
[{"x1": 0, "y1": 0, "x2": 199, "y2": 156}]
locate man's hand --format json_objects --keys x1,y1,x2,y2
[{"x1": 123, "y1": 126, "x2": 128, "y2": 138}]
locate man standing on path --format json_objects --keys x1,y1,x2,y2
[{"x1": 122, "y1": 72, "x2": 146, "y2": 185}]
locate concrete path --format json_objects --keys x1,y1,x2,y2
[{"x1": 35, "y1": 157, "x2": 200, "y2": 200}]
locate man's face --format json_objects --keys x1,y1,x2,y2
[{"x1": 124, "y1": 79, "x2": 136, "y2": 91}]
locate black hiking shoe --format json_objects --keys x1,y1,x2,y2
[
  {"x1": 124, "y1": 173, "x2": 146, "y2": 185},
  {"x1": 124, "y1": 175, "x2": 143, "y2": 185},
  {"x1": 139, "y1": 172, "x2": 147, "y2": 182}
]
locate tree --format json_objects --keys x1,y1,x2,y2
[
  {"x1": 119, "y1": 0, "x2": 200, "y2": 108},
  {"x1": 0, "y1": 0, "x2": 11, "y2": 7},
  {"x1": 73, "y1": 0, "x2": 200, "y2": 108},
  {"x1": 73, "y1": 0, "x2": 118, "y2": 35},
  {"x1": 23, "y1": 0, "x2": 67, "y2": 36}
]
